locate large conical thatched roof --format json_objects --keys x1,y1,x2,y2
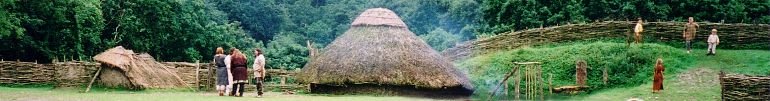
[{"x1": 297, "y1": 8, "x2": 473, "y2": 96}]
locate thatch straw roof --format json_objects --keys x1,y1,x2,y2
[
  {"x1": 93, "y1": 46, "x2": 187, "y2": 89},
  {"x1": 350, "y1": 8, "x2": 407, "y2": 28},
  {"x1": 297, "y1": 8, "x2": 473, "y2": 92}
]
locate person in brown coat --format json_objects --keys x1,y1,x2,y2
[
  {"x1": 652, "y1": 58, "x2": 665, "y2": 93},
  {"x1": 683, "y1": 17, "x2": 700, "y2": 54},
  {"x1": 229, "y1": 49, "x2": 249, "y2": 97}
]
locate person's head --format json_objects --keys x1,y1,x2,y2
[
  {"x1": 711, "y1": 29, "x2": 718, "y2": 35},
  {"x1": 656, "y1": 58, "x2": 664, "y2": 66},
  {"x1": 232, "y1": 49, "x2": 243, "y2": 58},
  {"x1": 215, "y1": 47, "x2": 224, "y2": 55},
  {"x1": 254, "y1": 48, "x2": 262, "y2": 56},
  {"x1": 688, "y1": 17, "x2": 694, "y2": 23},
  {"x1": 228, "y1": 48, "x2": 236, "y2": 55}
]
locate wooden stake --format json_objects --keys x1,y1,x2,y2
[
  {"x1": 603, "y1": 67, "x2": 608, "y2": 85},
  {"x1": 515, "y1": 65, "x2": 520, "y2": 100},
  {"x1": 487, "y1": 65, "x2": 520, "y2": 101},
  {"x1": 85, "y1": 66, "x2": 103, "y2": 93},
  {"x1": 195, "y1": 60, "x2": 200, "y2": 92}
]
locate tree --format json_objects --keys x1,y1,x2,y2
[{"x1": 420, "y1": 28, "x2": 460, "y2": 51}]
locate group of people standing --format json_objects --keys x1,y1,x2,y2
[
  {"x1": 213, "y1": 47, "x2": 266, "y2": 97},
  {"x1": 635, "y1": 17, "x2": 723, "y2": 94},
  {"x1": 633, "y1": 17, "x2": 721, "y2": 55}
]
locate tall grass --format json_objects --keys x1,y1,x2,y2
[{"x1": 458, "y1": 42, "x2": 695, "y2": 98}]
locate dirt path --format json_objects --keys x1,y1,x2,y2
[
  {"x1": 578, "y1": 67, "x2": 722, "y2": 101},
  {"x1": 673, "y1": 67, "x2": 720, "y2": 91}
]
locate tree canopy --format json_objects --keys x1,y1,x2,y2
[{"x1": 1, "y1": 0, "x2": 768, "y2": 70}]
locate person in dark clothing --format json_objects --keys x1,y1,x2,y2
[{"x1": 229, "y1": 49, "x2": 249, "y2": 97}]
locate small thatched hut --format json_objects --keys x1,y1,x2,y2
[
  {"x1": 297, "y1": 8, "x2": 473, "y2": 98},
  {"x1": 93, "y1": 46, "x2": 187, "y2": 89}
]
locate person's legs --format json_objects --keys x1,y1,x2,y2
[
  {"x1": 256, "y1": 77, "x2": 263, "y2": 97},
  {"x1": 634, "y1": 33, "x2": 641, "y2": 44},
  {"x1": 711, "y1": 43, "x2": 717, "y2": 55},
  {"x1": 230, "y1": 83, "x2": 238, "y2": 96},
  {"x1": 226, "y1": 83, "x2": 232, "y2": 96},
  {"x1": 237, "y1": 83, "x2": 245, "y2": 97},
  {"x1": 216, "y1": 85, "x2": 225, "y2": 96},
  {"x1": 685, "y1": 41, "x2": 692, "y2": 53},
  {"x1": 707, "y1": 43, "x2": 714, "y2": 55}
]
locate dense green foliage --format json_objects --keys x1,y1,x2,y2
[
  {"x1": 0, "y1": 0, "x2": 257, "y2": 62},
  {"x1": 419, "y1": 28, "x2": 460, "y2": 51},
  {"x1": 0, "y1": 0, "x2": 482, "y2": 70},
  {"x1": 2, "y1": 0, "x2": 768, "y2": 70},
  {"x1": 459, "y1": 42, "x2": 695, "y2": 97},
  {"x1": 480, "y1": 0, "x2": 770, "y2": 35}
]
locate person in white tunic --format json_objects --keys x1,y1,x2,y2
[
  {"x1": 634, "y1": 18, "x2": 644, "y2": 44},
  {"x1": 224, "y1": 48, "x2": 234, "y2": 96},
  {"x1": 707, "y1": 29, "x2": 720, "y2": 56}
]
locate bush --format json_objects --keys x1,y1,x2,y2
[{"x1": 458, "y1": 42, "x2": 694, "y2": 97}]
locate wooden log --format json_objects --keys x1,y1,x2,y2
[
  {"x1": 85, "y1": 66, "x2": 103, "y2": 92},
  {"x1": 487, "y1": 65, "x2": 521, "y2": 101}
]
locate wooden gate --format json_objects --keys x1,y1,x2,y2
[{"x1": 488, "y1": 62, "x2": 548, "y2": 101}]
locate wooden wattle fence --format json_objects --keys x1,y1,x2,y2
[
  {"x1": 443, "y1": 21, "x2": 770, "y2": 61},
  {"x1": 0, "y1": 60, "x2": 99, "y2": 87},
  {"x1": 0, "y1": 60, "x2": 303, "y2": 92},
  {"x1": 719, "y1": 73, "x2": 770, "y2": 101}
]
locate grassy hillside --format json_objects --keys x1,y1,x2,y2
[
  {"x1": 458, "y1": 42, "x2": 696, "y2": 99},
  {"x1": 574, "y1": 49, "x2": 770, "y2": 100},
  {"x1": 457, "y1": 41, "x2": 770, "y2": 100}
]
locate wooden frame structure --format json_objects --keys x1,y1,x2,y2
[{"x1": 488, "y1": 62, "x2": 547, "y2": 101}]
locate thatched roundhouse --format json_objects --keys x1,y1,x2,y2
[
  {"x1": 297, "y1": 8, "x2": 473, "y2": 98},
  {"x1": 93, "y1": 46, "x2": 187, "y2": 89}
]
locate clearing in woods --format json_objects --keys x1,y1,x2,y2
[{"x1": 573, "y1": 49, "x2": 770, "y2": 100}]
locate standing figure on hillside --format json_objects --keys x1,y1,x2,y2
[
  {"x1": 683, "y1": 17, "x2": 700, "y2": 54},
  {"x1": 252, "y1": 48, "x2": 267, "y2": 98},
  {"x1": 224, "y1": 48, "x2": 235, "y2": 96},
  {"x1": 707, "y1": 29, "x2": 720, "y2": 56},
  {"x1": 634, "y1": 18, "x2": 644, "y2": 44},
  {"x1": 213, "y1": 47, "x2": 229, "y2": 96},
  {"x1": 652, "y1": 58, "x2": 665, "y2": 93},
  {"x1": 230, "y1": 49, "x2": 249, "y2": 97}
]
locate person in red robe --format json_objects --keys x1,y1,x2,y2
[{"x1": 652, "y1": 58, "x2": 665, "y2": 93}]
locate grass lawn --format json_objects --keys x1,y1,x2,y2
[
  {"x1": 0, "y1": 45, "x2": 766, "y2": 101},
  {"x1": 572, "y1": 49, "x2": 770, "y2": 101},
  {"x1": 0, "y1": 87, "x2": 435, "y2": 101}
]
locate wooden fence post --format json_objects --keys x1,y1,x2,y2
[{"x1": 195, "y1": 60, "x2": 200, "y2": 92}]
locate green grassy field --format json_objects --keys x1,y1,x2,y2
[
  {"x1": 572, "y1": 49, "x2": 770, "y2": 101},
  {"x1": 1, "y1": 42, "x2": 767, "y2": 101},
  {"x1": 459, "y1": 42, "x2": 769, "y2": 100},
  {"x1": 0, "y1": 86, "x2": 434, "y2": 101}
]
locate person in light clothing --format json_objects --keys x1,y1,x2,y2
[
  {"x1": 252, "y1": 48, "x2": 267, "y2": 97},
  {"x1": 707, "y1": 29, "x2": 720, "y2": 56},
  {"x1": 634, "y1": 18, "x2": 644, "y2": 44},
  {"x1": 224, "y1": 48, "x2": 235, "y2": 96}
]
